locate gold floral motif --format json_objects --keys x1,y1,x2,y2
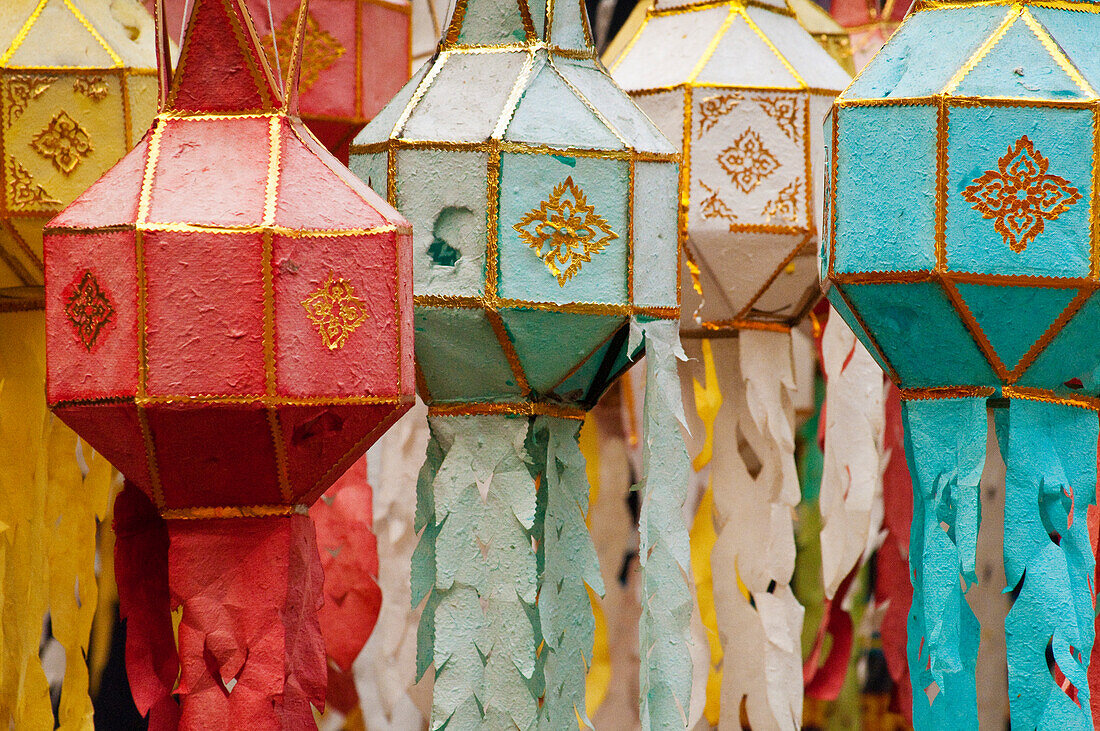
[
  {"x1": 698, "y1": 93, "x2": 742, "y2": 136},
  {"x1": 31, "y1": 111, "x2": 92, "y2": 175},
  {"x1": 301, "y1": 272, "x2": 369, "y2": 350},
  {"x1": 762, "y1": 179, "x2": 801, "y2": 224},
  {"x1": 262, "y1": 11, "x2": 345, "y2": 93},
  {"x1": 8, "y1": 158, "x2": 60, "y2": 208},
  {"x1": 65, "y1": 270, "x2": 113, "y2": 350},
  {"x1": 718, "y1": 129, "x2": 779, "y2": 194},
  {"x1": 756, "y1": 96, "x2": 800, "y2": 141},
  {"x1": 697, "y1": 180, "x2": 736, "y2": 225},
  {"x1": 6, "y1": 75, "x2": 53, "y2": 126},
  {"x1": 73, "y1": 76, "x2": 110, "y2": 100},
  {"x1": 962, "y1": 135, "x2": 1081, "y2": 253},
  {"x1": 514, "y1": 176, "x2": 618, "y2": 286}
]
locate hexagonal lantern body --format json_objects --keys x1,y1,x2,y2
[
  {"x1": 45, "y1": 0, "x2": 413, "y2": 516},
  {"x1": 350, "y1": 0, "x2": 680, "y2": 412},
  {"x1": 608, "y1": 0, "x2": 848, "y2": 334},
  {"x1": 822, "y1": 1, "x2": 1100, "y2": 402},
  {"x1": 148, "y1": 0, "x2": 411, "y2": 161},
  {"x1": 0, "y1": 0, "x2": 158, "y2": 306}
]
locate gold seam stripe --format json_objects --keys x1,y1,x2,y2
[
  {"x1": 413, "y1": 293, "x2": 678, "y2": 318},
  {"x1": 352, "y1": 139, "x2": 678, "y2": 162},
  {"x1": 1093, "y1": 105, "x2": 1100, "y2": 279},
  {"x1": 0, "y1": 66, "x2": 156, "y2": 74},
  {"x1": 740, "y1": 8, "x2": 806, "y2": 89},
  {"x1": 492, "y1": 50, "x2": 539, "y2": 140},
  {"x1": 47, "y1": 223, "x2": 409, "y2": 237},
  {"x1": 52, "y1": 394, "x2": 413, "y2": 408},
  {"x1": 838, "y1": 95, "x2": 1098, "y2": 109},
  {"x1": 897, "y1": 386, "x2": 997, "y2": 401},
  {"x1": 428, "y1": 401, "x2": 587, "y2": 420},
  {"x1": 685, "y1": 6, "x2": 736, "y2": 84},
  {"x1": 263, "y1": 116, "x2": 281, "y2": 226},
  {"x1": 934, "y1": 98, "x2": 949, "y2": 271},
  {"x1": 62, "y1": 0, "x2": 123, "y2": 67},
  {"x1": 549, "y1": 57, "x2": 630, "y2": 147},
  {"x1": 831, "y1": 270, "x2": 1098, "y2": 287},
  {"x1": 486, "y1": 307, "x2": 533, "y2": 395},
  {"x1": 1019, "y1": 8, "x2": 1096, "y2": 98},
  {"x1": 436, "y1": 43, "x2": 597, "y2": 59},
  {"x1": 916, "y1": 0, "x2": 1100, "y2": 13},
  {"x1": 136, "y1": 121, "x2": 165, "y2": 225},
  {"x1": 161, "y1": 504, "x2": 310, "y2": 520},
  {"x1": 648, "y1": 0, "x2": 796, "y2": 19},
  {"x1": 1002, "y1": 386, "x2": 1100, "y2": 412},
  {"x1": 266, "y1": 408, "x2": 293, "y2": 502},
  {"x1": 135, "y1": 405, "x2": 165, "y2": 508},
  {"x1": 627, "y1": 84, "x2": 842, "y2": 97},
  {"x1": 681, "y1": 319, "x2": 792, "y2": 335},
  {"x1": 942, "y1": 5, "x2": 1021, "y2": 95},
  {"x1": 0, "y1": 0, "x2": 49, "y2": 65}
]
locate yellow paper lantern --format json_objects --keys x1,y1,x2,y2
[{"x1": 0, "y1": 0, "x2": 158, "y2": 310}]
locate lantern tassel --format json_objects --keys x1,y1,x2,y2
[
  {"x1": 532, "y1": 415, "x2": 603, "y2": 729},
  {"x1": 707, "y1": 330, "x2": 803, "y2": 730},
  {"x1": 413, "y1": 414, "x2": 540, "y2": 730},
  {"x1": 995, "y1": 398, "x2": 1096, "y2": 728},
  {"x1": 632, "y1": 318, "x2": 693, "y2": 730},
  {"x1": 900, "y1": 396, "x2": 985, "y2": 727},
  {"x1": 168, "y1": 514, "x2": 326, "y2": 729}
]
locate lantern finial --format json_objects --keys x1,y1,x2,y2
[{"x1": 166, "y1": 0, "x2": 281, "y2": 113}]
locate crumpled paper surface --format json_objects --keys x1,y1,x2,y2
[
  {"x1": 901, "y1": 396, "x2": 986, "y2": 728},
  {"x1": 996, "y1": 399, "x2": 1096, "y2": 729},
  {"x1": 413, "y1": 414, "x2": 540, "y2": 730},
  {"x1": 632, "y1": 318, "x2": 692, "y2": 730}
]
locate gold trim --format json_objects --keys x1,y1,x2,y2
[
  {"x1": 51, "y1": 394, "x2": 412, "y2": 408},
  {"x1": 943, "y1": 5, "x2": 1020, "y2": 95},
  {"x1": 161, "y1": 503, "x2": 310, "y2": 520},
  {"x1": 47, "y1": 222, "x2": 408, "y2": 238},
  {"x1": 898, "y1": 386, "x2": 997, "y2": 401},
  {"x1": 428, "y1": 401, "x2": 587, "y2": 419},
  {"x1": 1002, "y1": 386, "x2": 1100, "y2": 412}
]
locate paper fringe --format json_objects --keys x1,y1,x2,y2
[
  {"x1": 413, "y1": 414, "x2": 541, "y2": 729},
  {"x1": 632, "y1": 318, "x2": 693, "y2": 730},
  {"x1": 901, "y1": 396, "x2": 985, "y2": 727},
  {"x1": 819, "y1": 312, "x2": 885, "y2": 599},
  {"x1": 996, "y1": 399, "x2": 1096, "y2": 728},
  {"x1": 533, "y1": 416, "x2": 603, "y2": 729},
  {"x1": 704, "y1": 331, "x2": 803, "y2": 730},
  {"x1": 356, "y1": 401, "x2": 432, "y2": 730},
  {"x1": 0, "y1": 311, "x2": 112, "y2": 730},
  {"x1": 169, "y1": 514, "x2": 327, "y2": 728}
]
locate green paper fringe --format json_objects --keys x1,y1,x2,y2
[{"x1": 633, "y1": 319, "x2": 693, "y2": 730}]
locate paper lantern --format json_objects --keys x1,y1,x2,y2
[
  {"x1": 349, "y1": 0, "x2": 690, "y2": 725},
  {"x1": 823, "y1": 3, "x2": 1100, "y2": 727},
  {"x1": 830, "y1": 0, "x2": 911, "y2": 70},
  {"x1": 0, "y1": 0, "x2": 157, "y2": 307},
  {"x1": 789, "y1": 0, "x2": 855, "y2": 75},
  {"x1": 45, "y1": 0, "x2": 412, "y2": 725},
  {"x1": 148, "y1": 0, "x2": 411, "y2": 161},
  {"x1": 607, "y1": 3, "x2": 849, "y2": 727}
]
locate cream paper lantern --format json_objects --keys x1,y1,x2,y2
[{"x1": 608, "y1": 4, "x2": 851, "y2": 729}]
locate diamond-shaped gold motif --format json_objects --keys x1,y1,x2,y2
[
  {"x1": 8, "y1": 158, "x2": 60, "y2": 209},
  {"x1": 31, "y1": 111, "x2": 92, "y2": 175},
  {"x1": 301, "y1": 272, "x2": 369, "y2": 350},
  {"x1": 262, "y1": 11, "x2": 345, "y2": 94},
  {"x1": 65, "y1": 270, "x2": 113, "y2": 350},
  {"x1": 514, "y1": 177, "x2": 618, "y2": 287},
  {"x1": 717, "y1": 129, "x2": 779, "y2": 194},
  {"x1": 962, "y1": 135, "x2": 1081, "y2": 253}
]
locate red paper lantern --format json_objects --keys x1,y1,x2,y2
[
  {"x1": 148, "y1": 0, "x2": 411, "y2": 161},
  {"x1": 44, "y1": 0, "x2": 412, "y2": 725}
]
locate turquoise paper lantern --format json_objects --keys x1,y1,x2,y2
[{"x1": 822, "y1": 3, "x2": 1100, "y2": 728}]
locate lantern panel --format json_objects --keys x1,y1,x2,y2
[
  {"x1": 50, "y1": 135, "x2": 151, "y2": 229},
  {"x1": 52, "y1": 402, "x2": 151, "y2": 485},
  {"x1": 147, "y1": 119, "x2": 271, "y2": 226},
  {"x1": 557, "y1": 61, "x2": 670, "y2": 154},
  {"x1": 504, "y1": 65, "x2": 624, "y2": 150},
  {"x1": 497, "y1": 153, "x2": 629, "y2": 306},
  {"x1": 630, "y1": 90, "x2": 684, "y2": 154},
  {"x1": 696, "y1": 18, "x2": 800, "y2": 87},
  {"x1": 610, "y1": 8, "x2": 729, "y2": 91},
  {"x1": 953, "y1": 284, "x2": 1080, "y2": 373},
  {"x1": 1018, "y1": 294, "x2": 1100, "y2": 396},
  {"x1": 1031, "y1": 8, "x2": 1100, "y2": 90},
  {"x1": 944, "y1": 106, "x2": 1092, "y2": 278},
  {"x1": 282, "y1": 403, "x2": 399, "y2": 496},
  {"x1": 832, "y1": 282, "x2": 998, "y2": 387},
  {"x1": 273, "y1": 232, "x2": 404, "y2": 396},
  {"x1": 953, "y1": 23, "x2": 1086, "y2": 100},
  {"x1": 144, "y1": 230, "x2": 266, "y2": 397},
  {"x1": 498, "y1": 310, "x2": 623, "y2": 392},
  {"x1": 394, "y1": 148, "x2": 489, "y2": 298},
  {"x1": 842, "y1": 9, "x2": 1008, "y2": 100},
  {"x1": 359, "y1": 1, "x2": 412, "y2": 116},
  {"x1": 832, "y1": 104, "x2": 937, "y2": 275},
  {"x1": 45, "y1": 231, "x2": 138, "y2": 401},
  {"x1": 281, "y1": 0, "x2": 359, "y2": 119},
  {"x1": 633, "y1": 160, "x2": 679, "y2": 309},
  {"x1": 744, "y1": 7, "x2": 850, "y2": 89},
  {"x1": 413, "y1": 307, "x2": 524, "y2": 401},
  {"x1": 401, "y1": 53, "x2": 526, "y2": 142}
]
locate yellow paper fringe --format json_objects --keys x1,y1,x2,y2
[
  {"x1": 0, "y1": 312, "x2": 113, "y2": 730},
  {"x1": 578, "y1": 416, "x2": 611, "y2": 720},
  {"x1": 691, "y1": 339, "x2": 722, "y2": 472}
]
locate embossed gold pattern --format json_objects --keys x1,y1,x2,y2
[
  {"x1": 8, "y1": 158, "x2": 59, "y2": 208},
  {"x1": 763, "y1": 179, "x2": 800, "y2": 224},
  {"x1": 514, "y1": 176, "x2": 618, "y2": 286},
  {"x1": 65, "y1": 270, "x2": 113, "y2": 350},
  {"x1": 301, "y1": 271, "x2": 369, "y2": 350},
  {"x1": 697, "y1": 179, "x2": 736, "y2": 224},
  {"x1": 717, "y1": 129, "x2": 778, "y2": 194},
  {"x1": 756, "y1": 96, "x2": 799, "y2": 140},
  {"x1": 698, "y1": 92, "x2": 742, "y2": 135},
  {"x1": 262, "y1": 11, "x2": 345, "y2": 94},
  {"x1": 72, "y1": 76, "x2": 110, "y2": 100},
  {"x1": 6, "y1": 75, "x2": 53, "y2": 126},
  {"x1": 31, "y1": 111, "x2": 92, "y2": 175},
  {"x1": 961, "y1": 135, "x2": 1081, "y2": 253}
]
